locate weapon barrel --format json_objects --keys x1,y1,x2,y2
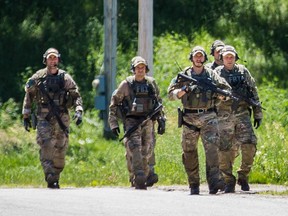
[
  {"x1": 119, "y1": 104, "x2": 163, "y2": 142},
  {"x1": 177, "y1": 73, "x2": 237, "y2": 100}
]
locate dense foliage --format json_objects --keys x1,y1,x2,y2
[{"x1": 0, "y1": 0, "x2": 288, "y2": 106}]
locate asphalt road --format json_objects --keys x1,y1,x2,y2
[{"x1": 0, "y1": 185, "x2": 287, "y2": 216}]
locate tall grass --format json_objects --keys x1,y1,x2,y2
[
  {"x1": 1, "y1": 83, "x2": 287, "y2": 187},
  {"x1": 250, "y1": 83, "x2": 288, "y2": 184}
]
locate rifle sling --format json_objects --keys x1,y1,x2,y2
[
  {"x1": 119, "y1": 104, "x2": 163, "y2": 142},
  {"x1": 182, "y1": 121, "x2": 200, "y2": 132},
  {"x1": 38, "y1": 81, "x2": 69, "y2": 136}
]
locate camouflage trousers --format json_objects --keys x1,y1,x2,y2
[
  {"x1": 217, "y1": 109, "x2": 257, "y2": 185},
  {"x1": 126, "y1": 121, "x2": 156, "y2": 182},
  {"x1": 181, "y1": 111, "x2": 222, "y2": 188},
  {"x1": 124, "y1": 117, "x2": 153, "y2": 181},
  {"x1": 36, "y1": 112, "x2": 70, "y2": 183}
]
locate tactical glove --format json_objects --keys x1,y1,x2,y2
[
  {"x1": 157, "y1": 117, "x2": 166, "y2": 135},
  {"x1": 73, "y1": 111, "x2": 82, "y2": 126},
  {"x1": 23, "y1": 117, "x2": 31, "y2": 132},
  {"x1": 187, "y1": 84, "x2": 198, "y2": 93},
  {"x1": 254, "y1": 118, "x2": 262, "y2": 129},
  {"x1": 181, "y1": 85, "x2": 197, "y2": 94},
  {"x1": 112, "y1": 127, "x2": 120, "y2": 137}
]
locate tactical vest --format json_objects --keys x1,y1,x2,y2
[
  {"x1": 181, "y1": 68, "x2": 214, "y2": 109},
  {"x1": 124, "y1": 76, "x2": 157, "y2": 116},
  {"x1": 36, "y1": 69, "x2": 67, "y2": 108},
  {"x1": 220, "y1": 65, "x2": 252, "y2": 97}
]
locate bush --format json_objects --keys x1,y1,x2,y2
[{"x1": 0, "y1": 98, "x2": 20, "y2": 129}]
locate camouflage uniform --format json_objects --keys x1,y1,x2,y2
[
  {"x1": 125, "y1": 118, "x2": 162, "y2": 187},
  {"x1": 168, "y1": 47, "x2": 230, "y2": 194},
  {"x1": 109, "y1": 57, "x2": 164, "y2": 189},
  {"x1": 215, "y1": 45, "x2": 263, "y2": 192},
  {"x1": 22, "y1": 48, "x2": 83, "y2": 188}
]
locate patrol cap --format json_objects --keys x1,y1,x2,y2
[
  {"x1": 131, "y1": 56, "x2": 148, "y2": 67},
  {"x1": 213, "y1": 40, "x2": 225, "y2": 50},
  {"x1": 220, "y1": 45, "x2": 240, "y2": 60},
  {"x1": 221, "y1": 45, "x2": 236, "y2": 57},
  {"x1": 191, "y1": 46, "x2": 206, "y2": 57},
  {"x1": 210, "y1": 40, "x2": 225, "y2": 55},
  {"x1": 215, "y1": 46, "x2": 224, "y2": 52},
  {"x1": 189, "y1": 46, "x2": 208, "y2": 62},
  {"x1": 46, "y1": 48, "x2": 60, "y2": 58},
  {"x1": 130, "y1": 56, "x2": 149, "y2": 72}
]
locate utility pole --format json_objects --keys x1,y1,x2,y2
[
  {"x1": 138, "y1": 0, "x2": 153, "y2": 76},
  {"x1": 95, "y1": 0, "x2": 152, "y2": 138},
  {"x1": 103, "y1": 0, "x2": 117, "y2": 138}
]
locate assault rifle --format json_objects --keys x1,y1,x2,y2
[
  {"x1": 177, "y1": 73, "x2": 266, "y2": 110},
  {"x1": 176, "y1": 73, "x2": 239, "y2": 101},
  {"x1": 37, "y1": 79, "x2": 69, "y2": 137},
  {"x1": 119, "y1": 103, "x2": 163, "y2": 142}
]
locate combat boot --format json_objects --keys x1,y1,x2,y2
[
  {"x1": 134, "y1": 171, "x2": 147, "y2": 190},
  {"x1": 46, "y1": 173, "x2": 60, "y2": 189},
  {"x1": 47, "y1": 181, "x2": 60, "y2": 189},
  {"x1": 190, "y1": 184, "x2": 200, "y2": 195},
  {"x1": 146, "y1": 172, "x2": 158, "y2": 187},
  {"x1": 237, "y1": 178, "x2": 250, "y2": 191},
  {"x1": 209, "y1": 179, "x2": 225, "y2": 194},
  {"x1": 129, "y1": 177, "x2": 135, "y2": 187},
  {"x1": 224, "y1": 183, "x2": 235, "y2": 193}
]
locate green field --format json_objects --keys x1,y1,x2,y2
[{"x1": 1, "y1": 82, "x2": 288, "y2": 188}]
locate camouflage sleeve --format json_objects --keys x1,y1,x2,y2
[
  {"x1": 64, "y1": 73, "x2": 83, "y2": 112},
  {"x1": 22, "y1": 74, "x2": 39, "y2": 117},
  {"x1": 167, "y1": 76, "x2": 183, "y2": 101},
  {"x1": 244, "y1": 68, "x2": 263, "y2": 119},
  {"x1": 108, "y1": 80, "x2": 128, "y2": 129},
  {"x1": 24, "y1": 71, "x2": 42, "y2": 93},
  {"x1": 22, "y1": 91, "x2": 33, "y2": 118}
]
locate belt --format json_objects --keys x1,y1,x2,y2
[
  {"x1": 126, "y1": 115, "x2": 146, "y2": 120},
  {"x1": 184, "y1": 107, "x2": 215, "y2": 114}
]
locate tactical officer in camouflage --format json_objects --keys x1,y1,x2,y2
[
  {"x1": 214, "y1": 45, "x2": 263, "y2": 193},
  {"x1": 108, "y1": 56, "x2": 165, "y2": 190},
  {"x1": 206, "y1": 40, "x2": 225, "y2": 70},
  {"x1": 22, "y1": 48, "x2": 83, "y2": 189},
  {"x1": 168, "y1": 46, "x2": 231, "y2": 195}
]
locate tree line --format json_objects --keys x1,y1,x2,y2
[{"x1": 0, "y1": 0, "x2": 287, "y2": 108}]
